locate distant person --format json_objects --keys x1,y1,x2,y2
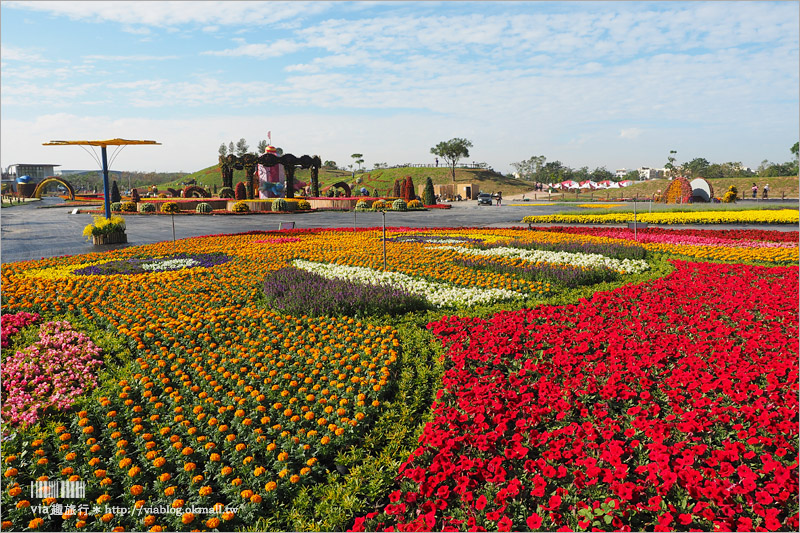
[
  {"x1": 751, "y1": 183, "x2": 758, "y2": 198},
  {"x1": 763, "y1": 184, "x2": 769, "y2": 199},
  {"x1": 496, "y1": 191, "x2": 502, "y2": 206},
  {"x1": 435, "y1": 157, "x2": 439, "y2": 167}
]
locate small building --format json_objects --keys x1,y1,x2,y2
[
  {"x1": 637, "y1": 167, "x2": 664, "y2": 180},
  {"x1": 6, "y1": 163, "x2": 61, "y2": 181},
  {"x1": 418, "y1": 183, "x2": 478, "y2": 200}
]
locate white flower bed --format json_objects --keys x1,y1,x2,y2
[
  {"x1": 441, "y1": 246, "x2": 650, "y2": 274},
  {"x1": 141, "y1": 258, "x2": 200, "y2": 272},
  {"x1": 292, "y1": 259, "x2": 522, "y2": 307}
]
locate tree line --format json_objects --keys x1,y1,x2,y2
[{"x1": 512, "y1": 143, "x2": 799, "y2": 183}]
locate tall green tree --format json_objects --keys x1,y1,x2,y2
[
  {"x1": 430, "y1": 138, "x2": 473, "y2": 182},
  {"x1": 110, "y1": 180, "x2": 122, "y2": 203},
  {"x1": 590, "y1": 166, "x2": 614, "y2": 182},
  {"x1": 422, "y1": 177, "x2": 436, "y2": 205},
  {"x1": 235, "y1": 138, "x2": 249, "y2": 157},
  {"x1": 684, "y1": 157, "x2": 710, "y2": 178},
  {"x1": 351, "y1": 153, "x2": 364, "y2": 171},
  {"x1": 664, "y1": 149, "x2": 679, "y2": 177},
  {"x1": 511, "y1": 155, "x2": 546, "y2": 181},
  {"x1": 228, "y1": 141, "x2": 235, "y2": 154},
  {"x1": 218, "y1": 143, "x2": 227, "y2": 157},
  {"x1": 257, "y1": 140, "x2": 268, "y2": 153}
]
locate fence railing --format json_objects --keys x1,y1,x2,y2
[{"x1": 365, "y1": 163, "x2": 493, "y2": 171}]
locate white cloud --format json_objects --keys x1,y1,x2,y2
[
  {"x1": 1, "y1": 45, "x2": 50, "y2": 63},
  {"x1": 3, "y1": 1, "x2": 334, "y2": 29},
  {"x1": 83, "y1": 54, "x2": 180, "y2": 62},
  {"x1": 202, "y1": 39, "x2": 303, "y2": 58},
  {"x1": 620, "y1": 128, "x2": 644, "y2": 140}
]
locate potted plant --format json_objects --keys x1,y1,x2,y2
[{"x1": 82, "y1": 214, "x2": 127, "y2": 245}]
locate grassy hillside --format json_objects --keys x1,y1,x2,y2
[
  {"x1": 167, "y1": 164, "x2": 533, "y2": 196},
  {"x1": 617, "y1": 176, "x2": 798, "y2": 200}
]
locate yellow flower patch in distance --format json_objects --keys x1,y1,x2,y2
[{"x1": 577, "y1": 204, "x2": 625, "y2": 209}]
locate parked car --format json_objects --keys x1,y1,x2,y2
[{"x1": 477, "y1": 193, "x2": 493, "y2": 205}]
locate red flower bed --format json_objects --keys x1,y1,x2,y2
[
  {"x1": 425, "y1": 204, "x2": 452, "y2": 209},
  {"x1": 354, "y1": 261, "x2": 799, "y2": 532},
  {"x1": 536, "y1": 226, "x2": 799, "y2": 243}
]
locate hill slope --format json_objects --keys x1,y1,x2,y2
[
  {"x1": 614, "y1": 176, "x2": 798, "y2": 200},
  {"x1": 168, "y1": 164, "x2": 534, "y2": 196}
]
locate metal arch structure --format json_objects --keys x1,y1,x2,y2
[
  {"x1": 32, "y1": 177, "x2": 76, "y2": 200},
  {"x1": 43, "y1": 138, "x2": 161, "y2": 218}
]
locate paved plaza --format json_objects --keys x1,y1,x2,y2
[{"x1": 1, "y1": 197, "x2": 797, "y2": 263}]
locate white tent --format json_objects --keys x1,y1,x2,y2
[
  {"x1": 561, "y1": 180, "x2": 580, "y2": 189},
  {"x1": 579, "y1": 180, "x2": 594, "y2": 189},
  {"x1": 606, "y1": 181, "x2": 621, "y2": 189},
  {"x1": 618, "y1": 180, "x2": 634, "y2": 187}
]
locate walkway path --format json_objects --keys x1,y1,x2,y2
[{"x1": 1, "y1": 198, "x2": 796, "y2": 263}]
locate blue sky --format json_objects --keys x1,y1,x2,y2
[{"x1": 1, "y1": 1, "x2": 797, "y2": 174}]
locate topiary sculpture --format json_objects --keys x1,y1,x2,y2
[{"x1": 196, "y1": 202, "x2": 213, "y2": 214}]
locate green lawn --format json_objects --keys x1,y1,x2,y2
[{"x1": 165, "y1": 164, "x2": 535, "y2": 196}]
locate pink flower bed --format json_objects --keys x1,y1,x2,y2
[
  {"x1": 539, "y1": 227, "x2": 798, "y2": 244},
  {"x1": 1, "y1": 321, "x2": 103, "y2": 427},
  {"x1": 1, "y1": 311, "x2": 40, "y2": 348},
  {"x1": 253, "y1": 237, "x2": 303, "y2": 244}
]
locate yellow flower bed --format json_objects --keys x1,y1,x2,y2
[
  {"x1": 577, "y1": 204, "x2": 625, "y2": 209},
  {"x1": 523, "y1": 209, "x2": 799, "y2": 225}
]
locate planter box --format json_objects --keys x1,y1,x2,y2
[
  {"x1": 627, "y1": 222, "x2": 648, "y2": 230},
  {"x1": 92, "y1": 231, "x2": 127, "y2": 245}
]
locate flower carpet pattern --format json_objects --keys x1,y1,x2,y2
[
  {"x1": 530, "y1": 227, "x2": 799, "y2": 264},
  {"x1": 522, "y1": 208, "x2": 799, "y2": 225},
  {"x1": 354, "y1": 261, "x2": 799, "y2": 532},
  {"x1": 0, "y1": 227, "x2": 797, "y2": 531}
]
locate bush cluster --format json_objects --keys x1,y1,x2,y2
[
  {"x1": 138, "y1": 203, "x2": 156, "y2": 213},
  {"x1": 296, "y1": 199, "x2": 311, "y2": 210},
  {"x1": 272, "y1": 198, "x2": 289, "y2": 212},
  {"x1": 196, "y1": 202, "x2": 213, "y2": 214},
  {"x1": 232, "y1": 201, "x2": 250, "y2": 213},
  {"x1": 110, "y1": 202, "x2": 122, "y2": 212},
  {"x1": 392, "y1": 199, "x2": 407, "y2": 211},
  {"x1": 218, "y1": 187, "x2": 235, "y2": 199},
  {"x1": 235, "y1": 182, "x2": 247, "y2": 201},
  {"x1": 160, "y1": 202, "x2": 180, "y2": 214},
  {"x1": 120, "y1": 201, "x2": 137, "y2": 212}
]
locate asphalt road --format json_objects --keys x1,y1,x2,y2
[{"x1": 1, "y1": 197, "x2": 797, "y2": 264}]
